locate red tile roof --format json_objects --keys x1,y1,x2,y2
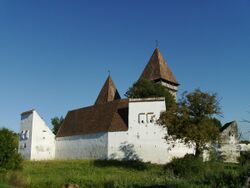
[
  {"x1": 139, "y1": 48, "x2": 179, "y2": 85},
  {"x1": 56, "y1": 99, "x2": 128, "y2": 137},
  {"x1": 95, "y1": 76, "x2": 121, "y2": 105}
]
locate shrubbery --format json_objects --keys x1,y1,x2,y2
[
  {"x1": 165, "y1": 154, "x2": 205, "y2": 178},
  {"x1": 239, "y1": 151, "x2": 250, "y2": 166},
  {"x1": 7, "y1": 171, "x2": 29, "y2": 188},
  {"x1": 0, "y1": 128, "x2": 22, "y2": 171},
  {"x1": 165, "y1": 154, "x2": 248, "y2": 187}
]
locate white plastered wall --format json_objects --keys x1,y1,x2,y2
[
  {"x1": 55, "y1": 132, "x2": 108, "y2": 160},
  {"x1": 19, "y1": 110, "x2": 55, "y2": 160},
  {"x1": 127, "y1": 98, "x2": 170, "y2": 164},
  {"x1": 108, "y1": 98, "x2": 195, "y2": 164},
  {"x1": 19, "y1": 112, "x2": 33, "y2": 160}
]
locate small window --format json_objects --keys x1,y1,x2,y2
[
  {"x1": 23, "y1": 143, "x2": 26, "y2": 148},
  {"x1": 146, "y1": 112, "x2": 154, "y2": 123},
  {"x1": 25, "y1": 130, "x2": 29, "y2": 139},
  {"x1": 138, "y1": 113, "x2": 146, "y2": 123},
  {"x1": 21, "y1": 131, "x2": 25, "y2": 140}
]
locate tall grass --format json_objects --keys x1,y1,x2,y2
[
  {"x1": 0, "y1": 158, "x2": 249, "y2": 188},
  {"x1": 21, "y1": 160, "x2": 172, "y2": 188}
]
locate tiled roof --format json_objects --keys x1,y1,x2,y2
[
  {"x1": 139, "y1": 48, "x2": 179, "y2": 85},
  {"x1": 56, "y1": 99, "x2": 129, "y2": 137},
  {"x1": 220, "y1": 121, "x2": 237, "y2": 132},
  {"x1": 21, "y1": 109, "x2": 35, "y2": 116},
  {"x1": 95, "y1": 76, "x2": 121, "y2": 105}
]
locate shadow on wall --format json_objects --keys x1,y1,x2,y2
[
  {"x1": 119, "y1": 142, "x2": 140, "y2": 161},
  {"x1": 109, "y1": 142, "x2": 140, "y2": 161},
  {"x1": 93, "y1": 142, "x2": 148, "y2": 170}
]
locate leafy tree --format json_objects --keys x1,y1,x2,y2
[
  {"x1": 125, "y1": 79, "x2": 175, "y2": 110},
  {"x1": 51, "y1": 116, "x2": 64, "y2": 135},
  {"x1": 159, "y1": 89, "x2": 222, "y2": 157},
  {"x1": 0, "y1": 128, "x2": 22, "y2": 170}
]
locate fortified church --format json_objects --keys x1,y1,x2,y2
[{"x1": 18, "y1": 48, "x2": 198, "y2": 164}]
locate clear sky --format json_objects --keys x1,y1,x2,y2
[{"x1": 0, "y1": 1, "x2": 249, "y2": 138}]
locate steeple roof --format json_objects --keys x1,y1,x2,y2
[
  {"x1": 139, "y1": 48, "x2": 179, "y2": 85},
  {"x1": 95, "y1": 75, "x2": 121, "y2": 105}
]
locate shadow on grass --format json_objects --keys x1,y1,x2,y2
[{"x1": 93, "y1": 160, "x2": 149, "y2": 171}]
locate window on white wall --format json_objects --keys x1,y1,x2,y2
[
  {"x1": 20, "y1": 130, "x2": 29, "y2": 140},
  {"x1": 138, "y1": 113, "x2": 146, "y2": 124},
  {"x1": 25, "y1": 130, "x2": 29, "y2": 139},
  {"x1": 146, "y1": 112, "x2": 155, "y2": 123}
]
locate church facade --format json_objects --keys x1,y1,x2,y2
[{"x1": 18, "y1": 48, "x2": 195, "y2": 164}]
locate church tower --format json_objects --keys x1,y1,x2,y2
[
  {"x1": 95, "y1": 75, "x2": 121, "y2": 105},
  {"x1": 139, "y1": 48, "x2": 179, "y2": 98}
]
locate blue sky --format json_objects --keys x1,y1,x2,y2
[{"x1": 0, "y1": 1, "x2": 250, "y2": 138}]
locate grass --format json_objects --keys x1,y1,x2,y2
[
  {"x1": 0, "y1": 182, "x2": 16, "y2": 188},
  {"x1": 0, "y1": 158, "x2": 248, "y2": 188},
  {"x1": 21, "y1": 160, "x2": 172, "y2": 188}
]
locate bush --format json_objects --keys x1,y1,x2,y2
[
  {"x1": 165, "y1": 154, "x2": 205, "y2": 178},
  {"x1": 7, "y1": 171, "x2": 28, "y2": 188},
  {"x1": 0, "y1": 128, "x2": 23, "y2": 171},
  {"x1": 165, "y1": 154, "x2": 248, "y2": 187},
  {"x1": 239, "y1": 151, "x2": 250, "y2": 166},
  {"x1": 202, "y1": 165, "x2": 246, "y2": 188}
]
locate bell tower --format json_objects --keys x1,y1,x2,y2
[{"x1": 139, "y1": 48, "x2": 179, "y2": 98}]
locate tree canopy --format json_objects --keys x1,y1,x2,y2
[
  {"x1": 0, "y1": 128, "x2": 22, "y2": 170},
  {"x1": 159, "y1": 89, "x2": 222, "y2": 157},
  {"x1": 51, "y1": 116, "x2": 64, "y2": 135},
  {"x1": 125, "y1": 79, "x2": 175, "y2": 110}
]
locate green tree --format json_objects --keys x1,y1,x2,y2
[
  {"x1": 159, "y1": 89, "x2": 222, "y2": 157},
  {"x1": 51, "y1": 116, "x2": 64, "y2": 135},
  {"x1": 0, "y1": 128, "x2": 22, "y2": 170},
  {"x1": 125, "y1": 79, "x2": 175, "y2": 110}
]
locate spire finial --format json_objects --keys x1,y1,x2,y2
[
  {"x1": 108, "y1": 70, "x2": 111, "y2": 76},
  {"x1": 155, "y1": 40, "x2": 159, "y2": 48}
]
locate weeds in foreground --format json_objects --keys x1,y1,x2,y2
[{"x1": 0, "y1": 156, "x2": 250, "y2": 188}]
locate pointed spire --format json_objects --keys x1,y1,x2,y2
[
  {"x1": 95, "y1": 75, "x2": 121, "y2": 105},
  {"x1": 139, "y1": 48, "x2": 179, "y2": 85}
]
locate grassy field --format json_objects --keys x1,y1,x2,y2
[
  {"x1": 0, "y1": 159, "x2": 248, "y2": 188},
  {"x1": 0, "y1": 183, "x2": 15, "y2": 188},
  {"x1": 22, "y1": 160, "x2": 174, "y2": 188}
]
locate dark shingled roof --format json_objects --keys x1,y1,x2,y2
[
  {"x1": 95, "y1": 76, "x2": 121, "y2": 105},
  {"x1": 56, "y1": 99, "x2": 129, "y2": 137},
  {"x1": 220, "y1": 121, "x2": 237, "y2": 132},
  {"x1": 21, "y1": 109, "x2": 35, "y2": 116},
  {"x1": 139, "y1": 48, "x2": 179, "y2": 86}
]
